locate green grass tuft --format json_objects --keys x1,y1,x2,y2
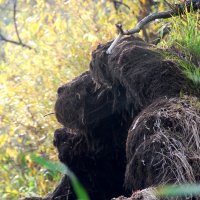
[
  {"x1": 157, "y1": 184, "x2": 200, "y2": 198},
  {"x1": 160, "y1": 11, "x2": 200, "y2": 87},
  {"x1": 30, "y1": 154, "x2": 90, "y2": 200}
]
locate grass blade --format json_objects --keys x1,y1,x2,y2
[
  {"x1": 30, "y1": 154, "x2": 90, "y2": 200},
  {"x1": 157, "y1": 184, "x2": 200, "y2": 197}
]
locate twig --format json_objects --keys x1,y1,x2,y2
[
  {"x1": 13, "y1": 0, "x2": 22, "y2": 43},
  {"x1": 0, "y1": 0, "x2": 32, "y2": 50},
  {"x1": 112, "y1": 0, "x2": 130, "y2": 11},
  {"x1": 116, "y1": 23, "x2": 124, "y2": 34},
  {"x1": 106, "y1": 0, "x2": 200, "y2": 54},
  {"x1": 43, "y1": 112, "x2": 55, "y2": 117},
  {"x1": 163, "y1": 0, "x2": 176, "y2": 10},
  {"x1": 0, "y1": 32, "x2": 31, "y2": 49}
]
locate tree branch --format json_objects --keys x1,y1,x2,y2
[
  {"x1": 107, "y1": 0, "x2": 200, "y2": 54},
  {"x1": 13, "y1": 0, "x2": 22, "y2": 43},
  {"x1": 0, "y1": 0, "x2": 32, "y2": 50},
  {"x1": 0, "y1": 32, "x2": 32, "y2": 49},
  {"x1": 112, "y1": 0, "x2": 130, "y2": 11}
]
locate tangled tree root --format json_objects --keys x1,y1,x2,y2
[
  {"x1": 90, "y1": 36, "x2": 194, "y2": 119},
  {"x1": 125, "y1": 96, "x2": 200, "y2": 197},
  {"x1": 112, "y1": 187, "x2": 158, "y2": 200}
]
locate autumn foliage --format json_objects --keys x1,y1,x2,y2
[{"x1": 0, "y1": 0, "x2": 199, "y2": 199}]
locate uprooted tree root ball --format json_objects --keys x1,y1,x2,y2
[
  {"x1": 125, "y1": 96, "x2": 200, "y2": 193},
  {"x1": 52, "y1": 36, "x2": 200, "y2": 200},
  {"x1": 90, "y1": 36, "x2": 195, "y2": 115},
  {"x1": 24, "y1": 36, "x2": 200, "y2": 200}
]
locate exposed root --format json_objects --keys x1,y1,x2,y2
[
  {"x1": 112, "y1": 187, "x2": 158, "y2": 200},
  {"x1": 126, "y1": 96, "x2": 200, "y2": 193}
]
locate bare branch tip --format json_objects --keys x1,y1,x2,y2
[
  {"x1": 107, "y1": 0, "x2": 200, "y2": 54},
  {"x1": 43, "y1": 112, "x2": 55, "y2": 117}
]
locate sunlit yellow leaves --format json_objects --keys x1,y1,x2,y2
[
  {"x1": 0, "y1": 135, "x2": 8, "y2": 148},
  {"x1": 0, "y1": 0, "x2": 6, "y2": 4},
  {"x1": 35, "y1": 0, "x2": 45, "y2": 9},
  {"x1": 6, "y1": 148, "x2": 18, "y2": 160},
  {"x1": 4, "y1": 188, "x2": 19, "y2": 195},
  {"x1": 0, "y1": 0, "x2": 140, "y2": 199},
  {"x1": 83, "y1": 33, "x2": 99, "y2": 43}
]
